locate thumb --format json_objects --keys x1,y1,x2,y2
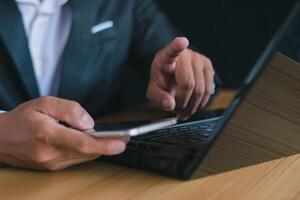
[
  {"x1": 35, "y1": 97, "x2": 94, "y2": 130},
  {"x1": 147, "y1": 82, "x2": 176, "y2": 112}
]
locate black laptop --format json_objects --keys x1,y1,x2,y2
[{"x1": 101, "y1": 1, "x2": 300, "y2": 180}]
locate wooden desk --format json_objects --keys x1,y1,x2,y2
[{"x1": 1, "y1": 90, "x2": 299, "y2": 200}]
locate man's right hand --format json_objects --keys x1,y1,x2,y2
[{"x1": 0, "y1": 97, "x2": 127, "y2": 171}]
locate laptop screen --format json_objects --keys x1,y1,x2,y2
[{"x1": 216, "y1": 1, "x2": 300, "y2": 130}]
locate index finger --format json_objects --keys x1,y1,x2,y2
[
  {"x1": 174, "y1": 55, "x2": 195, "y2": 112},
  {"x1": 158, "y1": 37, "x2": 189, "y2": 65},
  {"x1": 35, "y1": 96, "x2": 94, "y2": 131}
]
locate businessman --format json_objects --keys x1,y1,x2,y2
[{"x1": 0, "y1": 0, "x2": 215, "y2": 170}]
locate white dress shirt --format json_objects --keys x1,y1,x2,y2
[
  {"x1": 16, "y1": 0, "x2": 72, "y2": 96},
  {"x1": 0, "y1": 1, "x2": 215, "y2": 114}
]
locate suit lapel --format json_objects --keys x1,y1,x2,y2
[
  {"x1": 58, "y1": 0, "x2": 103, "y2": 99},
  {"x1": 0, "y1": 1, "x2": 40, "y2": 99}
]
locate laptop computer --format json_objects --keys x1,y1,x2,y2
[{"x1": 101, "y1": 1, "x2": 300, "y2": 180}]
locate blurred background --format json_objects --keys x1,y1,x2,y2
[
  {"x1": 156, "y1": 0, "x2": 298, "y2": 87},
  {"x1": 123, "y1": 0, "x2": 299, "y2": 109}
]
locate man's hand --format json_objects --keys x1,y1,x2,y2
[
  {"x1": 147, "y1": 37, "x2": 215, "y2": 120},
  {"x1": 0, "y1": 97, "x2": 127, "y2": 171}
]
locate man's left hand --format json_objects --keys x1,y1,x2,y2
[{"x1": 147, "y1": 37, "x2": 215, "y2": 120}]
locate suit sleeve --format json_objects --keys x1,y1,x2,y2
[{"x1": 129, "y1": 0, "x2": 180, "y2": 72}]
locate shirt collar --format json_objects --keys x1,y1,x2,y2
[{"x1": 15, "y1": 0, "x2": 69, "y2": 14}]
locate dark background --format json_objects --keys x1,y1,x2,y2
[
  {"x1": 156, "y1": 0, "x2": 297, "y2": 87},
  {"x1": 122, "y1": 0, "x2": 299, "y2": 109}
]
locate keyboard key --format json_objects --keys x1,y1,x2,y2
[{"x1": 132, "y1": 118, "x2": 220, "y2": 146}]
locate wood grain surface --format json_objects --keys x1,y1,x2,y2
[
  {"x1": 193, "y1": 53, "x2": 300, "y2": 179},
  {"x1": 0, "y1": 53, "x2": 299, "y2": 200}
]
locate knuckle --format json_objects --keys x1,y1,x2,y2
[
  {"x1": 76, "y1": 140, "x2": 88, "y2": 153},
  {"x1": 203, "y1": 57, "x2": 215, "y2": 71},
  {"x1": 38, "y1": 96, "x2": 54, "y2": 105},
  {"x1": 33, "y1": 122, "x2": 52, "y2": 144},
  {"x1": 154, "y1": 50, "x2": 163, "y2": 62},
  {"x1": 204, "y1": 87, "x2": 213, "y2": 96},
  {"x1": 76, "y1": 140, "x2": 96, "y2": 156},
  {"x1": 32, "y1": 151, "x2": 53, "y2": 166},
  {"x1": 205, "y1": 57, "x2": 213, "y2": 66},
  {"x1": 192, "y1": 51, "x2": 200, "y2": 58},
  {"x1": 64, "y1": 101, "x2": 84, "y2": 121},
  {"x1": 96, "y1": 140, "x2": 125, "y2": 155},
  {"x1": 151, "y1": 59, "x2": 160, "y2": 71},
  {"x1": 194, "y1": 88, "x2": 204, "y2": 97},
  {"x1": 33, "y1": 130, "x2": 45, "y2": 143},
  {"x1": 182, "y1": 48, "x2": 190, "y2": 54},
  {"x1": 179, "y1": 49, "x2": 188, "y2": 58},
  {"x1": 197, "y1": 54, "x2": 212, "y2": 66},
  {"x1": 22, "y1": 106, "x2": 34, "y2": 114},
  {"x1": 181, "y1": 76, "x2": 195, "y2": 90},
  {"x1": 19, "y1": 106, "x2": 37, "y2": 118},
  {"x1": 208, "y1": 65, "x2": 215, "y2": 74},
  {"x1": 68, "y1": 101, "x2": 82, "y2": 114},
  {"x1": 99, "y1": 143, "x2": 112, "y2": 154}
]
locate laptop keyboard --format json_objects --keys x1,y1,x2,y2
[{"x1": 131, "y1": 117, "x2": 221, "y2": 146}]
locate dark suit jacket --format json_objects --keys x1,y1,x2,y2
[{"x1": 0, "y1": 0, "x2": 177, "y2": 117}]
